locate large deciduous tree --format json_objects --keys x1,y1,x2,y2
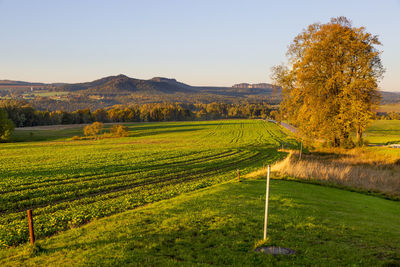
[{"x1": 272, "y1": 17, "x2": 384, "y2": 147}]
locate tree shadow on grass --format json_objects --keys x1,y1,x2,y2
[
  {"x1": 131, "y1": 128, "x2": 205, "y2": 138},
  {"x1": 127, "y1": 121, "x2": 244, "y2": 131}
]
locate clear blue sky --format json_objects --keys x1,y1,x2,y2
[{"x1": 1, "y1": 0, "x2": 399, "y2": 91}]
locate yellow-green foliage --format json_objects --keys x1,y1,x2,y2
[
  {"x1": 71, "y1": 135, "x2": 81, "y2": 140},
  {"x1": 83, "y1": 122, "x2": 103, "y2": 139},
  {"x1": 110, "y1": 124, "x2": 129, "y2": 137},
  {"x1": 0, "y1": 109, "x2": 14, "y2": 142},
  {"x1": 272, "y1": 17, "x2": 384, "y2": 147}
]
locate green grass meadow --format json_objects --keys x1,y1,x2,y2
[
  {"x1": 1, "y1": 119, "x2": 399, "y2": 266},
  {"x1": 362, "y1": 120, "x2": 400, "y2": 159},
  {"x1": 1, "y1": 178, "x2": 399, "y2": 266},
  {"x1": 365, "y1": 120, "x2": 400, "y2": 145}
]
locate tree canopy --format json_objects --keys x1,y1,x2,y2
[
  {"x1": 110, "y1": 124, "x2": 129, "y2": 137},
  {"x1": 272, "y1": 17, "x2": 384, "y2": 147},
  {"x1": 0, "y1": 108, "x2": 15, "y2": 142},
  {"x1": 0, "y1": 100, "x2": 276, "y2": 127},
  {"x1": 83, "y1": 122, "x2": 104, "y2": 139}
]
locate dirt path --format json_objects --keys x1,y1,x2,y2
[
  {"x1": 279, "y1": 121, "x2": 297, "y2": 134},
  {"x1": 267, "y1": 120, "x2": 297, "y2": 134}
]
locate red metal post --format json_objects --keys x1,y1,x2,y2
[{"x1": 27, "y1": 209, "x2": 35, "y2": 245}]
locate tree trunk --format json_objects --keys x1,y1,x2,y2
[
  {"x1": 356, "y1": 129, "x2": 363, "y2": 146},
  {"x1": 333, "y1": 137, "x2": 340, "y2": 147}
]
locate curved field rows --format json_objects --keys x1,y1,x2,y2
[{"x1": 0, "y1": 120, "x2": 297, "y2": 247}]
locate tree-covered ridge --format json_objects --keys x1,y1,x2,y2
[
  {"x1": 0, "y1": 75, "x2": 281, "y2": 111},
  {"x1": 0, "y1": 100, "x2": 275, "y2": 128},
  {"x1": 56, "y1": 74, "x2": 194, "y2": 94}
]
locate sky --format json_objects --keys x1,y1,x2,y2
[{"x1": 0, "y1": 0, "x2": 399, "y2": 91}]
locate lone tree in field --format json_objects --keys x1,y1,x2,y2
[
  {"x1": 272, "y1": 17, "x2": 384, "y2": 147},
  {"x1": 83, "y1": 121, "x2": 104, "y2": 139}
]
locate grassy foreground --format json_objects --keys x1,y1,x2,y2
[
  {"x1": 1, "y1": 120, "x2": 296, "y2": 247},
  {"x1": 1, "y1": 178, "x2": 399, "y2": 266}
]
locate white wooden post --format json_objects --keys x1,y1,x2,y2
[{"x1": 264, "y1": 165, "x2": 271, "y2": 240}]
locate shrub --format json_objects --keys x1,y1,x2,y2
[
  {"x1": 102, "y1": 132, "x2": 113, "y2": 139},
  {"x1": 83, "y1": 122, "x2": 104, "y2": 139},
  {"x1": 111, "y1": 124, "x2": 129, "y2": 137}
]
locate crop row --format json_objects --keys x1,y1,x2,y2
[{"x1": 0, "y1": 120, "x2": 295, "y2": 247}]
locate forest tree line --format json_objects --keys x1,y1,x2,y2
[
  {"x1": 376, "y1": 112, "x2": 400, "y2": 120},
  {"x1": 0, "y1": 100, "x2": 275, "y2": 127}
]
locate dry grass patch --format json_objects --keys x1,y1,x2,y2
[
  {"x1": 311, "y1": 147, "x2": 400, "y2": 165},
  {"x1": 248, "y1": 149, "x2": 400, "y2": 200}
]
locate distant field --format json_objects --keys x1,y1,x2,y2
[
  {"x1": 364, "y1": 120, "x2": 400, "y2": 145},
  {"x1": 0, "y1": 120, "x2": 297, "y2": 247},
  {"x1": 12, "y1": 125, "x2": 85, "y2": 142},
  {"x1": 22, "y1": 91, "x2": 69, "y2": 97},
  {"x1": 378, "y1": 103, "x2": 400, "y2": 112}
]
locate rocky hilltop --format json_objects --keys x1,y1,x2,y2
[{"x1": 232, "y1": 83, "x2": 275, "y2": 89}]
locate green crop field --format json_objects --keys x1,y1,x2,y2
[
  {"x1": 1, "y1": 177, "x2": 399, "y2": 266},
  {"x1": 362, "y1": 120, "x2": 400, "y2": 159},
  {"x1": 0, "y1": 120, "x2": 297, "y2": 247},
  {"x1": 365, "y1": 120, "x2": 400, "y2": 145},
  {"x1": 1, "y1": 119, "x2": 399, "y2": 266}
]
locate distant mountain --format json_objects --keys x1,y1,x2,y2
[
  {"x1": 0, "y1": 75, "x2": 282, "y2": 110},
  {"x1": 55, "y1": 75, "x2": 280, "y2": 98},
  {"x1": 58, "y1": 74, "x2": 196, "y2": 94},
  {"x1": 1, "y1": 74, "x2": 399, "y2": 111},
  {"x1": 380, "y1": 91, "x2": 400, "y2": 105},
  {"x1": 0, "y1": 80, "x2": 47, "y2": 87}
]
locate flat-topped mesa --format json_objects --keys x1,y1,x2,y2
[{"x1": 232, "y1": 83, "x2": 275, "y2": 89}]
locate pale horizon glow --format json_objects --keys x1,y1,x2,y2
[{"x1": 0, "y1": 0, "x2": 399, "y2": 91}]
